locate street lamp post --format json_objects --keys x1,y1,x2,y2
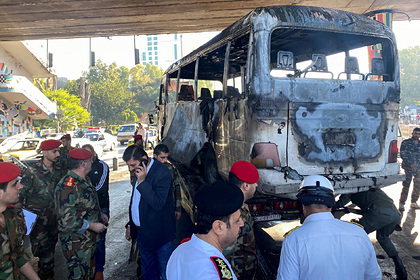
[{"x1": 56, "y1": 109, "x2": 63, "y2": 133}]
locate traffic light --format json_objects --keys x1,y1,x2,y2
[
  {"x1": 48, "y1": 53, "x2": 53, "y2": 68},
  {"x1": 90, "y1": 51, "x2": 95, "y2": 67}
]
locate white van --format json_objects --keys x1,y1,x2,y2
[{"x1": 117, "y1": 123, "x2": 138, "y2": 144}]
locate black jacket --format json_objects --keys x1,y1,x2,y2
[{"x1": 88, "y1": 158, "x2": 110, "y2": 210}]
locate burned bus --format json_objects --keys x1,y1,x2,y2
[{"x1": 157, "y1": 4, "x2": 403, "y2": 255}]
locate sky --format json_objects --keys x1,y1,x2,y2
[{"x1": 23, "y1": 20, "x2": 420, "y2": 80}]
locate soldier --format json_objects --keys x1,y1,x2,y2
[
  {"x1": 166, "y1": 180, "x2": 244, "y2": 280},
  {"x1": 83, "y1": 144, "x2": 110, "y2": 280},
  {"x1": 223, "y1": 161, "x2": 259, "y2": 279},
  {"x1": 0, "y1": 162, "x2": 40, "y2": 280},
  {"x1": 133, "y1": 134, "x2": 143, "y2": 147},
  {"x1": 19, "y1": 139, "x2": 65, "y2": 280},
  {"x1": 334, "y1": 188, "x2": 408, "y2": 280},
  {"x1": 59, "y1": 134, "x2": 74, "y2": 169},
  {"x1": 153, "y1": 144, "x2": 183, "y2": 221},
  {"x1": 54, "y1": 148, "x2": 107, "y2": 280},
  {"x1": 399, "y1": 127, "x2": 420, "y2": 210}
]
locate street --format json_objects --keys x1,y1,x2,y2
[{"x1": 50, "y1": 144, "x2": 420, "y2": 279}]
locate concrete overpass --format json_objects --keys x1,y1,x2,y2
[{"x1": 1, "y1": 0, "x2": 420, "y2": 41}]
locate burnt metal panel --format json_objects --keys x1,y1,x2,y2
[{"x1": 290, "y1": 102, "x2": 385, "y2": 166}]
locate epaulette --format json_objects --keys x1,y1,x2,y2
[
  {"x1": 284, "y1": 226, "x2": 300, "y2": 237},
  {"x1": 65, "y1": 177, "x2": 75, "y2": 188},
  {"x1": 347, "y1": 220, "x2": 364, "y2": 229},
  {"x1": 209, "y1": 256, "x2": 234, "y2": 279}
]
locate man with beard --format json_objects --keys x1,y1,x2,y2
[
  {"x1": 123, "y1": 145, "x2": 175, "y2": 280},
  {"x1": 0, "y1": 162, "x2": 40, "y2": 280},
  {"x1": 166, "y1": 181, "x2": 244, "y2": 280},
  {"x1": 20, "y1": 139, "x2": 66, "y2": 280},
  {"x1": 58, "y1": 134, "x2": 74, "y2": 170}
]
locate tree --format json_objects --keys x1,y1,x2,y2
[
  {"x1": 399, "y1": 46, "x2": 420, "y2": 107},
  {"x1": 130, "y1": 63, "x2": 164, "y2": 114},
  {"x1": 42, "y1": 89, "x2": 90, "y2": 132},
  {"x1": 117, "y1": 109, "x2": 138, "y2": 123},
  {"x1": 63, "y1": 79, "x2": 81, "y2": 96},
  {"x1": 85, "y1": 60, "x2": 132, "y2": 125}
]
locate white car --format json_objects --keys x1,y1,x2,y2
[
  {"x1": 1, "y1": 138, "x2": 42, "y2": 161},
  {"x1": 82, "y1": 132, "x2": 117, "y2": 152}
]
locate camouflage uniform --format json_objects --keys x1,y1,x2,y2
[
  {"x1": 58, "y1": 146, "x2": 72, "y2": 170},
  {"x1": 54, "y1": 171, "x2": 101, "y2": 280},
  {"x1": 399, "y1": 137, "x2": 420, "y2": 205},
  {"x1": 223, "y1": 203, "x2": 257, "y2": 280},
  {"x1": 20, "y1": 159, "x2": 66, "y2": 279},
  {"x1": 165, "y1": 162, "x2": 182, "y2": 214},
  {"x1": 0, "y1": 206, "x2": 30, "y2": 280}
]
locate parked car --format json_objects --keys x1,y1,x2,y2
[
  {"x1": 145, "y1": 128, "x2": 158, "y2": 149},
  {"x1": 0, "y1": 136, "x2": 26, "y2": 154},
  {"x1": 82, "y1": 132, "x2": 120, "y2": 154},
  {"x1": 83, "y1": 132, "x2": 117, "y2": 151},
  {"x1": 1, "y1": 138, "x2": 42, "y2": 161},
  {"x1": 117, "y1": 123, "x2": 138, "y2": 145}
]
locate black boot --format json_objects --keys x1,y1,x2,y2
[{"x1": 392, "y1": 255, "x2": 408, "y2": 280}]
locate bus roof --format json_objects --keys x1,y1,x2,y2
[{"x1": 165, "y1": 5, "x2": 396, "y2": 78}]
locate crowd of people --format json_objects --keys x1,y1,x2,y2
[{"x1": 0, "y1": 127, "x2": 419, "y2": 280}]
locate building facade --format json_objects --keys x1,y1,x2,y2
[{"x1": 0, "y1": 42, "x2": 56, "y2": 137}]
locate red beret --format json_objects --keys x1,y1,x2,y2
[
  {"x1": 0, "y1": 162, "x2": 21, "y2": 184},
  {"x1": 69, "y1": 148, "x2": 92, "y2": 160},
  {"x1": 133, "y1": 135, "x2": 142, "y2": 139},
  {"x1": 40, "y1": 139, "x2": 62, "y2": 150},
  {"x1": 230, "y1": 161, "x2": 259, "y2": 184},
  {"x1": 60, "y1": 134, "x2": 71, "y2": 140}
]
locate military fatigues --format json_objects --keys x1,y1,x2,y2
[
  {"x1": 20, "y1": 160, "x2": 66, "y2": 279},
  {"x1": 335, "y1": 189, "x2": 401, "y2": 257},
  {"x1": 399, "y1": 137, "x2": 420, "y2": 206},
  {"x1": 165, "y1": 162, "x2": 182, "y2": 214},
  {"x1": 54, "y1": 171, "x2": 101, "y2": 280},
  {"x1": 223, "y1": 203, "x2": 257, "y2": 279},
  {"x1": 58, "y1": 146, "x2": 72, "y2": 170},
  {"x1": 0, "y1": 206, "x2": 30, "y2": 280}
]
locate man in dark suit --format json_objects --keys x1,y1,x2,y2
[{"x1": 123, "y1": 145, "x2": 175, "y2": 280}]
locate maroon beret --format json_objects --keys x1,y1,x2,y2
[
  {"x1": 0, "y1": 162, "x2": 21, "y2": 184},
  {"x1": 69, "y1": 148, "x2": 92, "y2": 160},
  {"x1": 60, "y1": 134, "x2": 71, "y2": 140},
  {"x1": 133, "y1": 135, "x2": 142, "y2": 139},
  {"x1": 40, "y1": 139, "x2": 62, "y2": 150},
  {"x1": 230, "y1": 161, "x2": 259, "y2": 184}
]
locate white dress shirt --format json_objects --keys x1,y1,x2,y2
[
  {"x1": 167, "y1": 234, "x2": 237, "y2": 280},
  {"x1": 130, "y1": 158, "x2": 154, "y2": 227},
  {"x1": 277, "y1": 211, "x2": 381, "y2": 280}
]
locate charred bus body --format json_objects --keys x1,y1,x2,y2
[
  {"x1": 158, "y1": 5, "x2": 403, "y2": 276},
  {"x1": 158, "y1": 6, "x2": 403, "y2": 271}
]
